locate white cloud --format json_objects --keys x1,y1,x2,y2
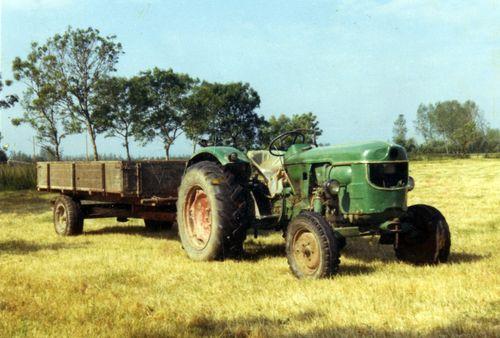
[{"x1": 1, "y1": 0, "x2": 72, "y2": 11}]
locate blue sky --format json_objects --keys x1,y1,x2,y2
[{"x1": 1, "y1": 0, "x2": 499, "y2": 157}]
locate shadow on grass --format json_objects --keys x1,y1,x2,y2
[
  {"x1": 242, "y1": 239, "x2": 376, "y2": 276},
  {"x1": 0, "y1": 239, "x2": 87, "y2": 255},
  {"x1": 342, "y1": 237, "x2": 394, "y2": 263},
  {"x1": 131, "y1": 311, "x2": 499, "y2": 337},
  {"x1": 448, "y1": 251, "x2": 488, "y2": 264},
  {"x1": 84, "y1": 225, "x2": 180, "y2": 240},
  {"x1": 0, "y1": 191, "x2": 52, "y2": 214},
  {"x1": 343, "y1": 237, "x2": 487, "y2": 265},
  {"x1": 132, "y1": 311, "x2": 321, "y2": 338},
  {"x1": 243, "y1": 241, "x2": 285, "y2": 261}
]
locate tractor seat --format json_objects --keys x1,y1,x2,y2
[{"x1": 247, "y1": 150, "x2": 285, "y2": 197}]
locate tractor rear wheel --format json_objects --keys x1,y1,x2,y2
[
  {"x1": 395, "y1": 204, "x2": 451, "y2": 265},
  {"x1": 286, "y1": 212, "x2": 341, "y2": 279},
  {"x1": 53, "y1": 195, "x2": 83, "y2": 236},
  {"x1": 144, "y1": 219, "x2": 173, "y2": 231},
  {"x1": 177, "y1": 161, "x2": 251, "y2": 261}
]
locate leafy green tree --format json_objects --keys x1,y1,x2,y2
[
  {"x1": 483, "y1": 127, "x2": 500, "y2": 152},
  {"x1": 392, "y1": 114, "x2": 408, "y2": 145},
  {"x1": 133, "y1": 68, "x2": 197, "y2": 160},
  {"x1": 0, "y1": 75, "x2": 18, "y2": 109},
  {"x1": 260, "y1": 112, "x2": 322, "y2": 148},
  {"x1": 391, "y1": 114, "x2": 417, "y2": 151},
  {"x1": 0, "y1": 74, "x2": 18, "y2": 161},
  {"x1": 93, "y1": 76, "x2": 145, "y2": 161},
  {"x1": 11, "y1": 57, "x2": 78, "y2": 161},
  {"x1": 185, "y1": 82, "x2": 264, "y2": 150},
  {"x1": 414, "y1": 100, "x2": 485, "y2": 154},
  {"x1": 415, "y1": 104, "x2": 436, "y2": 144},
  {"x1": 12, "y1": 27, "x2": 123, "y2": 160}
]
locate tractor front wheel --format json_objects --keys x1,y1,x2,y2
[
  {"x1": 395, "y1": 204, "x2": 451, "y2": 265},
  {"x1": 286, "y1": 212, "x2": 341, "y2": 279}
]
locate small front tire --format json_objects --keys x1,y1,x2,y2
[
  {"x1": 286, "y1": 212, "x2": 341, "y2": 279},
  {"x1": 395, "y1": 204, "x2": 451, "y2": 265}
]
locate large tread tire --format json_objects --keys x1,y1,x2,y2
[
  {"x1": 144, "y1": 219, "x2": 173, "y2": 231},
  {"x1": 286, "y1": 211, "x2": 341, "y2": 279},
  {"x1": 177, "y1": 161, "x2": 251, "y2": 261},
  {"x1": 395, "y1": 204, "x2": 451, "y2": 265},
  {"x1": 53, "y1": 195, "x2": 83, "y2": 236}
]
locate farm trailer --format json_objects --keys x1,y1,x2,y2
[{"x1": 37, "y1": 160, "x2": 185, "y2": 234}]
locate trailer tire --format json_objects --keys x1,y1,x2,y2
[
  {"x1": 177, "y1": 161, "x2": 251, "y2": 261},
  {"x1": 144, "y1": 219, "x2": 173, "y2": 231},
  {"x1": 286, "y1": 211, "x2": 341, "y2": 279},
  {"x1": 395, "y1": 204, "x2": 451, "y2": 265},
  {"x1": 53, "y1": 195, "x2": 83, "y2": 236}
]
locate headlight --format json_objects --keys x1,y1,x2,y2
[
  {"x1": 325, "y1": 179, "x2": 341, "y2": 195},
  {"x1": 407, "y1": 176, "x2": 415, "y2": 191}
]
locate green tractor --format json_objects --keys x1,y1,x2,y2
[{"x1": 176, "y1": 130, "x2": 451, "y2": 278}]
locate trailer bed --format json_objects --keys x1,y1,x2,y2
[{"x1": 37, "y1": 160, "x2": 186, "y2": 204}]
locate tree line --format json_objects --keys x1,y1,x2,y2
[
  {"x1": 6, "y1": 27, "x2": 321, "y2": 161},
  {"x1": 392, "y1": 100, "x2": 499, "y2": 155},
  {"x1": 1, "y1": 26, "x2": 498, "y2": 162}
]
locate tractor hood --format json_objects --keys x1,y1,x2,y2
[{"x1": 285, "y1": 141, "x2": 407, "y2": 165}]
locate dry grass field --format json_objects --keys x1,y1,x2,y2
[{"x1": 0, "y1": 159, "x2": 498, "y2": 337}]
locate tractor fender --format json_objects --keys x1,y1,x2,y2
[{"x1": 186, "y1": 146, "x2": 251, "y2": 169}]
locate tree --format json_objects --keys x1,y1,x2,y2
[
  {"x1": 93, "y1": 76, "x2": 145, "y2": 161},
  {"x1": 483, "y1": 127, "x2": 500, "y2": 153},
  {"x1": 259, "y1": 112, "x2": 323, "y2": 148},
  {"x1": 185, "y1": 82, "x2": 265, "y2": 150},
  {"x1": 0, "y1": 132, "x2": 5, "y2": 163},
  {"x1": 11, "y1": 94, "x2": 76, "y2": 161},
  {"x1": 0, "y1": 74, "x2": 18, "y2": 162},
  {"x1": 133, "y1": 68, "x2": 197, "y2": 160},
  {"x1": 392, "y1": 114, "x2": 408, "y2": 145},
  {"x1": 415, "y1": 104, "x2": 436, "y2": 144},
  {"x1": 391, "y1": 114, "x2": 417, "y2": 151},
  {"x1": 11, "y1": 55, "x2": 78, "y2": 161},
  {"x1": 414, "y1": 100, "x2": 485, "y2": 154},
  {"x1": 0, "y1": 75, "x2": 18, "y2": 109},
  {"x1": 12, "y1": 27, "x2": 123, "y2": 160}
]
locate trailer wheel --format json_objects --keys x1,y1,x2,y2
[
  {"x1": 144, "y1": 219, "x2": 173, "y2": 231},
  {"x1": 53, "y1": 195, "x2": 83, "y2": 236},
  {"x1": 286, "y1": 212, "x2": 341, "y2": 279},
  {"x1": 395, "y1": 204, "x2": 451, "y2": 265},
  {"x1": 177, "y1": 161, "x2": 251, "y2": 261}
]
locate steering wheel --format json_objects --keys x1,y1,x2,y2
[{"x1": 269, "y1": 129, "x2": 312, "y2": 156}]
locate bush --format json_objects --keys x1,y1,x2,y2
[
  {"x1": 0, "y1": 163, "x2": 36, "y2": 190},
  {"x1": 0, "y1": 150, "x2": 7, "y2": 163}
]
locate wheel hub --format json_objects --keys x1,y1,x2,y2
[
  {"x1": 185, "y1": 187, "x2": 212, "y2": 249},
  {"x1": 293, "y1": 230, "x2": 320, "y2": 274},
  {"x1": 55, "y1": 204, "x2": 67, "y2": 233}
]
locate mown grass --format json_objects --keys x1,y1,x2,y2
[
  {"x1": 0, "y1": 164, "x2": 36, "y2": 190},
  {"x1": 0, "y1": 159, "x2": 499, "y2": 337}
]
